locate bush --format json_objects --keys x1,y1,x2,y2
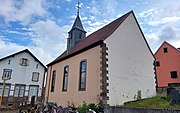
[{"x1": 77, "y1": 102, "x2": 103, "y2": 113}]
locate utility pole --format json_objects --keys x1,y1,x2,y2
[{"x1": 0, "y1": 78, "x2": 8, "y2": 106}]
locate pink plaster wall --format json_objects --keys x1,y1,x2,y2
[{"x1": 155, "y1": 42, "x2": 180, "y2": 87}]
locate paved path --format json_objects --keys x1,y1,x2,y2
[{"x1": 0, "y1": 110, "x2": 18, "y2": 113}]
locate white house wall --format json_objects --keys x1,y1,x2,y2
[
  {"x1": 0, "y1": 52, "x2": 45, "y2": 97},
  {"x1": 104, "y1": 13, "x2": 156, "y2": 105}
]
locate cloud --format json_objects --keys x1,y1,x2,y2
[
  {"x1": 30, "y1": 19, "x2": 70, "y2": 64},
  {"x1": 139, "y1": 9, "x2": 155, "y2": 18},
  {"x1": 148, "y1": 16, "x2": 180, "y2": 26},
  {"x1": 145, "y1": 25, "x2": 180, "y2": 53},
  {"x1": 0, "y1": 0, "x2": 49, "y2": 24},
  {"x1": 0, "y1": 37, "x2": 25, "y2": 58},
  {"x1": 103, "y1": 0, "x2": 118, "y2": 16},
  {"x1": 88, "y1": 0, "x2": 100, "y2": 15},
  {"x1": 158, "y1": 26, "x2": 177, "y2": 41}
]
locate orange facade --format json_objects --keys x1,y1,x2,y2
[
  {"x1": 155, "y1": 42, "x2": 180, "y2": 87},
  {"x1": 45, "y1": 45, "x2": 102, "y2": 106}
]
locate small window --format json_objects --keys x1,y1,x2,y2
[
  {"x1": 156, "y1": 61, "x2": 160, "y2": 67},
  {"x1": 2, "y1": 69, "x2": 12, "y2": 79},
  {"x1": 14, "y1": 84, "x2": 25, "y2": 97},
  {"x1": 36, "y1": 64, "x2": 38, "y2": 69},
  {"x1": 79, "y1": 33, "x2": 82, "y2": 39},
  {"x1": 79, "y1": 60, "x2": 87, "y2": 90},
  {"x1": 171, "y1": 71, "x2": 177, "y2": 78},
  {"x1": 62, "y1": 66, "x2": 69, "y2": 91},
  {"x1": 19, "y1": 58, "x2": 29, "y2": 66},
  {"x1": 164, "y1": 48, "x2": 168, "y2": 53},
  {"x1": 8, "y1": 60, "x2": 11, "y2": 65},
  {"x1": 51, "y1": 70, "x2": 56, "y2": 92},
  {"x1": 32, "y1": 72, "x2": 39, "y2": 82}
]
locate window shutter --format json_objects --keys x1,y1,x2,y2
[
  {"x1": 27, "y1": 60, "x2": 29, "y2": 66},
  {"x1": 19, "y1": 59, "x2": 22, "y2": 65}
]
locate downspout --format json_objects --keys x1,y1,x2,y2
[{"x1": 41, "y1": 68, "x2": 47, "y2": 103}]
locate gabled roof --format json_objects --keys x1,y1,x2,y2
[
  {"x1": 47, "y1": 11, "x2": 132, "y2": 66},
  {"x1": 155, "y1": 41, "x2": 180, "y2": 55},
  {"x1": 0, "y1": 49, "x2": 47, "y2": 69},
  {"x1": 69, "y1": 14, "x2": 86, "y2": 32}
]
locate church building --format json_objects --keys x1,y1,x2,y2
[{"x1": 45, "y1": 10, "x2": 156, "y2": 106}]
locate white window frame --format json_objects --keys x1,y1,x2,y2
[
  {"x1": 2, "y1": 69, "x2": 12, "y2": 79},
  {"x1": 32, "y1": 72, "x2": 39, "y2": 82}
]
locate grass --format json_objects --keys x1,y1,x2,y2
[{"x1": 123, "y1": 95, "x2": 180, "y2": 109}]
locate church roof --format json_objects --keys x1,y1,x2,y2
[
  {"x1": 47, "y1": 11, "x2": 132, "y2": 66},
  {"x1": 69, "y1": 14, "x2": 86, "y2": 32}
]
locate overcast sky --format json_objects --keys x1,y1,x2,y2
[{"x1": 0, "y1": 0, "x2": 179, "y2": 65}]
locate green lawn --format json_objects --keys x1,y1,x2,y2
[{"x1": 123, "y1": 96, "x2": 180, "y2": 109}]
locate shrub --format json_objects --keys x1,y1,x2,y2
[{"x1": 77, "y1": 102, "x2": 102, "y2": 113}]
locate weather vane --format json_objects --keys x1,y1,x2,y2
[{"x1": 76, "y1": 2, "x2": 81, "y2": 15}]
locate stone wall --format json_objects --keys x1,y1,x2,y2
[{"x1": 104, "y1": 106, "x2": 180, "y2": 113}]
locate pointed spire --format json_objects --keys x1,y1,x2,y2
[
  {"x1": 69, "y1": 2, "x2": 86, "y2": 32},
  {"x1": 67, "y1": 2, "x2": 86, "y2": 49},
  {"x1": 70, "y1": 15, "x2": 86, "y2": 32}
]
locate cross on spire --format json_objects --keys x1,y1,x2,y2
[{"x1": 76, "y1": 2, "x2": 81, "y2": 15}]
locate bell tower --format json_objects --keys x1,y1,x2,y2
[{"x1": 67, "y1": 2, "x2": 86, "y2": 52}]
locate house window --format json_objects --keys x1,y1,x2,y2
[
  {"x1": 164, "y1": 48, "x2": 168, "y2": 53},
  {"x1": 0, "y1": 84, "x2": 10, "y2": 97},
  {"x1": 14, "y1": 84, "x2": 25, "y2": 97},
  {"x1": 8, "y1": 60, "x2": 11, "y2": 65},
  {"x1": 79, "y1": 33, "x2": 82, "y2": 39},
  {"x1": 32, "y1": 72, "x2": 39, "y2": 82},
  {"x1": 79, "y1": 60, "x2": 87, "y2": 90},
  {"x1": 51, "y1": 70, "x2": 56, "y2": 92},
  {"x1": 156, "y1": 61, "x2": 160, "y2": 67},
  {"x1": 36, "y1": 64, "x2": 38, "y2": 69},
  {"x1": 171, "y1": 71, "x2": 178, "y2": 78},
  {"x1": 62, "y1": 66, "x2": 69, "y2": 91},
  {"x1": 2, "y1": 69, "x2": 12, "y2": 79},
  {"x1": 19, "y1": 58, "x2": 29, "y2": 66}
]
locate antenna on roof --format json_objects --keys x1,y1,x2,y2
[{"x1": 76, "y1": 2, "x2": 81, "y2": 15}]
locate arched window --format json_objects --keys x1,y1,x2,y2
[
  {"x1": 79, "y1": 60, "x2": 87, "y2": 90},
  {"x1": 63, "y1": 66, "x2": 69, "y2": 91},
  {"x1": 51, "y1": 70, "x2": 56, "y2": 92}
]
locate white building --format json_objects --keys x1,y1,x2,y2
[{"x1": 0, "y1": 49, "x2": 47, "y2": 106}]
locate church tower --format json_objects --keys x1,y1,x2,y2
[{"x1": 67, "y1": 2, "x2": 86, "y2": 52}]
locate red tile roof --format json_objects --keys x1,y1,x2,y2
[{"x1": 47, "y1": 11, "x2": 132, "y2": 66}]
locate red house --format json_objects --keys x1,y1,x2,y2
[{"x1": 155, "y1": 41, "x2": 180, "y2": 92}]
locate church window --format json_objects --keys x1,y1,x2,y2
[
  {"x1": 79, "y1": 60, "x2": 87, "y2": 90},
  {"x1": 51, "y1": 70, "x2": 56, "y2": 92},
  {"x1": 62, "y1": 66, "x2": 69, "y2": 91}
]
